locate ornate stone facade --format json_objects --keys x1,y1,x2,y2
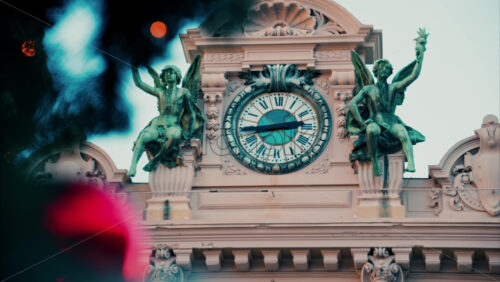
[
  {"x1": 146, "y1": 0, "x2": 499, "y2": 279},
  {"x1": 28, "y1": 1, "x2": 497, "y2": 281}
]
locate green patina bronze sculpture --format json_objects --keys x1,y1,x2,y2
[
  {"x1": 127, "y1": 55, "x2": 204, "y2": 177},
  {"x1": 346, "y1": 28, "x2": 429, "y2": 176}
]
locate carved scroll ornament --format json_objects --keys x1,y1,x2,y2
[
  {"x1": 443, "y1": 115, "x2": 500, "y2": 216},
  {"x1": 361, "y1": 248, "x2": 404, "y2": 282},
  {"x1": 148, "y1": 247, "x2": 184, "y2": 282}
]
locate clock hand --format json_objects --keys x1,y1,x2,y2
[
  {"x1": 241, "y1": 121, "x2": 305, "y2": 133},
  {"x1": 267, "y1": 121, "x2": 305, "y2": 131},
  {"x1": 240, "y1": 125, "x2": 257, "y2": 132}
]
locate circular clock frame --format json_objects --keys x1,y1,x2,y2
[{"x1": 223, "y1": 83, "x2": 332, "y2": 174}]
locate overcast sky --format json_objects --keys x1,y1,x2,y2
[{"x1": 90, "y1": 0, "x2": 500, "y2": 182}]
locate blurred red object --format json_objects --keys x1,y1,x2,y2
[
  {"x1": 150, "y1": 21, "x2": 167, "y2": 38},
  {"x1": 45, "y1": 183, "x2": 149, "y2": 281},
  {"x1": 21, "y1": 40, "x2": 36, "y2": 57}
]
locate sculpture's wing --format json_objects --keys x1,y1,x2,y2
[
  {"x1": 180, "y1": 92, "x2": 205, "y2": 140},
  {"x1": 392, "y1": 60, "x2": 416, "y2": 84},
  {"x1": 182, "y1": 54, "x2": 202, "y2": 99},
  {"x1": 350, "y1": 50, "x2": 374, "y2": 93},
  {"x1": 346, "y1": 51, "x2": 373, "y2": 135},
  {"x1": 145, "y1": 65, "x2": 162, "y2": 88},
  {"x1": 391, "y1": 60, "x2": 416, "y2": 105},
  {"x1": 181, "y1": 55, "x2": 205, "y2": 140}
]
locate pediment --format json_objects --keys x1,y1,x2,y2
[
  {"x1": 429, "y1": 115, "x2": 500, "y2": 216},
  {"x1": 200, "y1": 0, "x2": 368, "y2": 38},
  {"x1": 243, "y1": 1, "x2": 347, "y2": 37},
  {"x1": 25, "y1": 141, "x2": 127, "y2": 186},
  {"x1": 183, "y1": 0, "x2": 381, "y2": 64}
]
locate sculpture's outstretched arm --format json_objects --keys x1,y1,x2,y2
[
  {"x1": 393, "y1": 28, "x2": 429, "y2": 92},
  {"x1": 132, "y1": 67, "x2": 158, "y2": 97},
  {"x1": 393, "y1": 57, "x2": 423, "y2": 92}
]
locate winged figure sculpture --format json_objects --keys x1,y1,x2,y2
[
  {"x1": 127, "y1": 55, "x2": 204, "y2": 177},
  {"x1": 346, "y1": 28, "x2": 429, "y2": 176}
]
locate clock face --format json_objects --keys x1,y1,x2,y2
[
  {"x1": 224, "y1": 90, "x2": 331, "y2": 174},
  {"x1": 238, "y1": 92, "x2": 319, "y2": 164}
]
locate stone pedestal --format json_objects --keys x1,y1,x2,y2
[
  {"x1": 145, "y1": 140, "x2": 201, "y2": 221},
  {"x1": 355, "y1": 152, "x2": 406, "y2": 218},
  {"x1": 145, "y1": 197, "x2": 169, "y2": 221}
]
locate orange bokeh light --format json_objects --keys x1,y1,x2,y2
[
  {"x1": 22, "y1": 40, "x2": 36, "y2": 57},
  {"x1": 150, "y1": 21, "x2": 167, "y2": 38}
]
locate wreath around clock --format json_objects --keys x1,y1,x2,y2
[{"x1": 223, "y1": 64, "x2": 332, "y2": 174}]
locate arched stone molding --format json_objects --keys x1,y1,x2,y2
[
  {"x1": 25, "y1": 141, "x2": 127, "y2": 188},
  {"x1": 429, "y1": 115, "x2": 500, "y2": 217},
  {"x1": 298, "y1": 0, "x2": 367, "y2": 35},
  {"x1": 428, "y1": 135, "x2": 479, "y2": 187},
  {"x1": 80, "y1": 142, "x2": 127, "y2": 183}
]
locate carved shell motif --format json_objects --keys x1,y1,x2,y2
[{"x1": 244, "y1": 1, "x2": 316, "y2": 36}]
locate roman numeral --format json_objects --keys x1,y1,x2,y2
[
  {"x1": 297, "y1": 135, "x2": 309, "y2": 146},
  {"x1": 247, "y1": 112, "x2": 258, "y2": 117},
  {"x1": 246, "y1": 135, "x2": 257, "y2": 146},
  {"x1": 298, "y1": 110, "x2": 309, "y2": 118},
  {"x1": 256, "y1": 144, "x2": 266, "y2": 156},
  {"x1": 289, "y1": 147, "x2": 295, "y2": 156},
  {"x1": 301, "y1": 123, "x2": 313, "y2": 130},
  {"x1": 289, "y1": 100, "x2": 297, "y2": 109},
  {"x1": 259, "y1": 100, "x2": 268, "y2": 110},
  {"x1": 273, "y1": 148, "x2": 280, "y2": 158},
  {"x1": 274, "y1": 96, "x2": 283, "y2": 107}
]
